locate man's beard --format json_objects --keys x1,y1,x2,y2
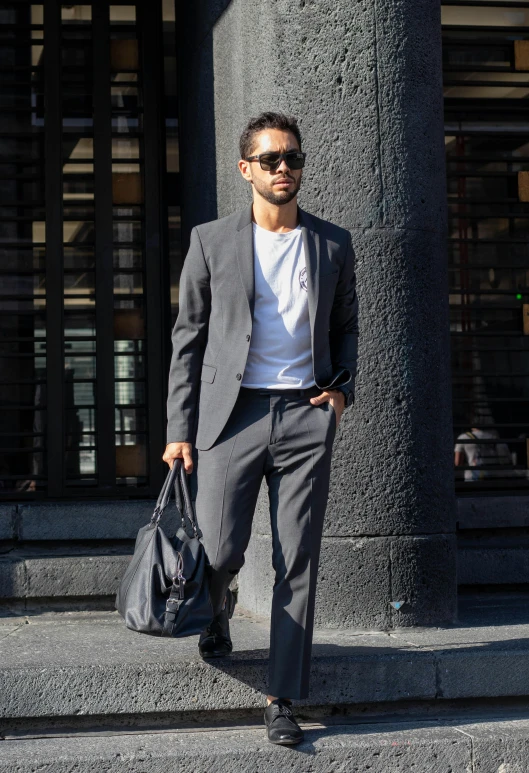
[{"x1": 252, "y1": 174, "x2": 302, "y2": 205}]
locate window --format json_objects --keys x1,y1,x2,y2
[
  {"x1": 443, "y1": 2, "x2": 529, "y2": 490},
  {"x1": 0, "y1": 1, "x2": 179, "y2": 498}
]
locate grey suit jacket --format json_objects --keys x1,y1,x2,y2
[{"x1": 167, "y1": 205, "x2": 359, "y2": 451}]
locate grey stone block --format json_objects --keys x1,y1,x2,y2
[
  {"x1": 330, "y1": 228, "x2": 454, "y2": 538},
  {"x1": 0, "y1": 558, "x2": 25, "y2": 599},
  {"x1": 375, "y1": 0, "x2": 447, "y2": 231},
  {"x1": 0, "y1": 506, "x2": 15, "y2": 540},
  {"x1": 18, "y1": 500, "x2": 157, "y2": 541},
  {"x1": 0, "y1": 551, "x2": 132, "y2": 600},
  {"x1": 389, "y1": 535, "x2": 458, "y2": 627},
  {"x1": 240, "y1": 532, "x2": 457, "y2": 630},
  {"x1": 0, "y1": 723, "x2": 471, "y2": 773},
  {"x1": 439, "y1": 648, "x2": 529, "y2": 700},
  {"x1": 25, "y1": 554, "x2": 132, "y2": 598},
  {"x1": 460, "y1": 718, "x2": 529, "y2": 773},
  {"x1": 4, "y1": 601, "x2": 529, "y2": 721},
  {"x1": 458, "y1": 496, "x2": 529, "y2": 530},
  {"x1": 239, "y1": 533, "x2": 392, "y2": 629},
  {"x1": 458, "y1": 547, "x2": 529, "y2": 586}
]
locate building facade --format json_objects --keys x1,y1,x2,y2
[{"x1": 1, "y1": 0, "x2": 528, "y2": 628}]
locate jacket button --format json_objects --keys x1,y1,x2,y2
[
  {"x1": 246, "y1": 334, "x2": 250, "y2": 341},
  {"x1": 236, "y1": 373, "x2": 242, "y2": 380}
]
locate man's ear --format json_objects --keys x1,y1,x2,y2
[{"x1": 238, "y1": 158, "x2": 252, "y2": 182}]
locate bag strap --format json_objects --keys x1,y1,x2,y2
[
  {"x1": 150, "y1": 459, "x2": 202, "y2": 538},
  {"x1": 152, "y1": 459, "x2": 180, "y2": 518},
  {"x1": 177, "y1": 462, "x2": 202, "y2": 538},
  {"x1": 161, "y1": 551, "x2": 186, "y2": 637}
]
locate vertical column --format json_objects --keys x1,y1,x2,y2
[
  {"x1": 93, "y1": 4, "x2": 116, "y2": 490},
  {"x1": 138, "y1": 0, "x2": 169, "y2": 493},
  {"x1": 44, "y1": 0, "x2": 64, "y2": 497},
  {"x1": 199, "y1": 0, "x2": 457, "y2": 628}
]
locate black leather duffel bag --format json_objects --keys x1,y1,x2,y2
[{"x1": 115, "y1": 459, "x2": 212, "y2": 637}]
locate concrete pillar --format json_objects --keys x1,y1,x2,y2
[{"x1": 180, "y1": 0, "x2": 457, "y2": 628}]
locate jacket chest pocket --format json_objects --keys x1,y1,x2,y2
[{"x1": 200, "y1": 363, "x2": 217, "y2": 383}]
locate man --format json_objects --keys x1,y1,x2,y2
[{"x1": 163, "y1": 112, "x2": 358, "y2": 745}]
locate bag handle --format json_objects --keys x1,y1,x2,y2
[
  {"x1": 153, "y1": 459, "x2": 180, "y2": 516},
  {"x1": 151, "y1": 459, "x2": 201, "y2": 538}
]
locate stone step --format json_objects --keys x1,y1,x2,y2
[
  {"x1": 0, "y1": 495, "x2": 523, "y2": 539},
  {"x1": 0, "y1": 547, "x2": 132, "y2": 602},
  {"x1": 2, "y1": 593, "x2": 529, "y2": 721},
  {"x1": 457, "y1": 495, "x2": 529, "y2": 529},
  {"x1": 459, "y1": 544, "x2": 529, "y2": 585},
  {"x1": 0, "y1": 720, "x2": 471, "y2": 772},
  {"x1": 3, "y1": 713, "x2": 529, "y2": 772},
  {"x1": 2, "y1": 496, "x2": 528, "y2": 612},
  {"x1": 2, "y1": 542, "x2": 528, "y2": 606},
  {"x1": 0, "y1": 502, "x2": 156, "y2": 542}
]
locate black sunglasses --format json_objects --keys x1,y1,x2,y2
[{"x1": 245, "y1": 150, "x2": 306, "y2": 171}]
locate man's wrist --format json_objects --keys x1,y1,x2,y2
[{"x1": 335, "y1": 386, "x2": 354, "y2": 408}]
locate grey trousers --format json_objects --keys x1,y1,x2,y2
[{"x1": 192, "y1": 384, "x2": 337, "y2": 700}]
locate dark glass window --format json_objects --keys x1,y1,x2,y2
[
  {"x1": 443, "y1": 2, "x2": 529, "y2": 490},
  {"x1": 0, "y1": 0, "x2": 178, "y2": 498}
]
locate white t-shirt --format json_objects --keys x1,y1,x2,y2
[{"x1": 241, "y1": 222, "x2": 315, "y2": 389}]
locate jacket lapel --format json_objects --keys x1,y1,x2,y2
[
  {"x1": 298, "y1": 206, "x2": 320, "y2": 338},
  {"x1": 235, "y1": 205, "x2": 255, "y2": 320}
]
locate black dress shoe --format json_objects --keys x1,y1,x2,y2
[
  {"x1": 198, "y1": 588, "x2": 235, "y2": 659},
  {"x1": 264, "y1": 698, "x2": 304, "y2": 745}
]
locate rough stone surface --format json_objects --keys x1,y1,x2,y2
[
  {"x1": 439, "y1": 649, "x2": 529, "y2": 700},
  {"x1": 0, "y1": 551, "x2": 132, "y2": 600},
  {"x1": 334, "y1": 229, "x2": 454, "y2": 538},
  {"x1": 210, "y1": 0, "x2": 446, "y2": 233},
  {"x1": 180, "y1": 0, "x2": 232, "y2": 54},
  {"x1": 239, "y1": 532, "x2": 457, "y2": 629},
  {"x1": 0, "y1": 558, "x2": 25, "y2": 599},
  {"x1": 465, "y1": 718, "x2": 529, "y2": 773},
  {"x1": 25, "y1": 554, "x2": 131, "y2": 598},
  {"x1": 0, "y1": 612, "x2": 437, "y2": 718},
  {"x1": 178, "y1": 28, "x2": 217, "y2": 243},
  {"x1": 239, "y1": 533, "x2": 392, "y2": 629},
  {"x1": 177, "y1": 0, "x2": 455, "y2": 627},
  {"x1": 1, "y1": 596, "x2": 529, "y2": 720},
  {"x1": 389, "y1": 535, "x2": 457, "y2": 627},
  {"x1": 0, "y1": 722, "x2": 471, "y2": 773},
  {"x1": 458, "y1": 496, "x2": 529, "y2": 530},
  {"x1": 0, "y1": 506, "x2": 15, "y2": 541},
  {"x1": 18, "y1": 501, "x2": 157, "y2": 541},
  {"x1": 458, "y1": 547, "x2": 529, "y2": 586},
  {"x1": 375, "y1": 0, "x2": 447, "y2": 231}
]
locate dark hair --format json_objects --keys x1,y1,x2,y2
[{"x1": 239, "y1": 112, "x2": 302, "y2": 160}]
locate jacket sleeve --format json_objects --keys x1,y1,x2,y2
[
  {"x1": 166, "y1": 227, "x2": 211, "y2": 443},
  {"x1": 329, "y1": 232, "x2": 359, "y2": 407}
]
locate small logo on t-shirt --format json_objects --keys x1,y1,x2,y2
[{"x1": 299, "y1": 267, "x2": 308, "y2": 291}]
